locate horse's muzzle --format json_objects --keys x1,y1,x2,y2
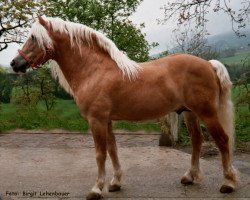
[{"x1": 10, "y1": 56, "x2": 29, "y2": 73}]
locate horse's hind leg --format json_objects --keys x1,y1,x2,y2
[
  {"x1": 181, "y1": 112, "x2": 203, "y2": 184},
  {"x1": 203, "y1": 116, "x2": 237, "y2": 193},
  {"x1": 107, "y1": 121, "x2": 122, "y2": 192}
]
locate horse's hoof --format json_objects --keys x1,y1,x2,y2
[
  {"x1": 109, "y1": 184, "x2": 121, "y2": 192},
  {"x1": 181, "y1": 176, "x2": 194, "y2": 185},
  {"x1": 86, "y1": 192, "x2": 102, "y2": 200},
  {"x1": 220, "y1": 185, "x2": 234, "y2": 193}
]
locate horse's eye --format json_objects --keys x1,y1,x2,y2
[{"x1": 31, "y1": 35, "x2": 36, "y2": 42}]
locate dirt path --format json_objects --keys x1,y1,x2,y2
[
  {"x1": 5, "y1": 131, "x2": 249, "y2": 164},
  {"x1": 0, "y1": 132, "x2": 249, "y2": 200}
]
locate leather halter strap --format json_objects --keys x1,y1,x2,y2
[
  {"x1": 17, "y1": 45, "x2": 53, "y2": 70},
  {"x1": 18, "y1": 24, "x2": 54, "y2": 70}
]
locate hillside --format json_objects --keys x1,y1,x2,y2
[
  {"x1": 151, "y1": 30, "x2": 250, "y2": 59},
  {"x1": 207, "y1": 30, "x2": 250, "y2": 51}
]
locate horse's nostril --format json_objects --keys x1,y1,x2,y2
[{"x1": 10, "y1": 60, "x2": 15, "y2": 67}]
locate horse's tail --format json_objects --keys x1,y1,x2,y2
[{"x1": 209, "y1": 60, "x2": 235, "y2": 157}]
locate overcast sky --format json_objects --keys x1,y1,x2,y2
[{"x1": 0, "y1": 0, "x2": 248, "y2": 66}]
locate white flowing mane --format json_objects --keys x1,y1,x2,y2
[{"x1": 29, "y1": 17, "x2": 140, "y2": 95}]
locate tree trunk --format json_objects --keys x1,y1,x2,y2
[{"x1": 159, "y1": 112, "x2": 179, "y2": 147}]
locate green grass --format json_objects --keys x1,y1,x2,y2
[
  {"x1": 219, "y1": 50, "x2": 250, "y2": 65},
  {"x1": 0, "y1": 100, "x2": 88, "y2": 132},
  {"x1": 235, "y1": 105, "x2": 250, "y2": 144},
  {"x1": 232, "y1": 86, "x2": 250, "y2": 145},
  {"x1": 0, "y1": 99, "x2": 160, "y2": 133},
  {"x1": 0, "y1": 90, "x2": 249, "y2": 145}
]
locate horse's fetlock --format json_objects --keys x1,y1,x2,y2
[
  {"x1": 97, "y1": 181, "x2": 105, "y2": 190},
  {"x1": 181, "y1": 170, "x2": 194, "y2": 185},
  {"x1": 224, "y1": 166, "x2": 238, "y2": 183},
  {"x1": 114, "y1": 169, "x2": 123, "y2": 180}
]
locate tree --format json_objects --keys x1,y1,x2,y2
[
  {"x1": 46, "y1": 0, "x2": 150, "y2": 62},
  {"x1": 0, "y1": 69, "x2": 13, "y2": 103},
  {"x1": 159, "y1": 1, "x2": 249, "y2": 59},
  {"x1": 171, "y1": 27, "x2": 220, "y2": 60},
  {"x1": 0, "y1": 0, "x2": 46, "y2": 51},
  {"x1": 159, "y1": 0, "x2": 250, "y2": 37},
  {"x1": 35, "y1": 67, "x2": 57, "y2": 111},
  {"x1": 13, "y1": 68, "x2": 57, "y2": 111},
  {"x1": 157, "y1": 50, "x2": 169, "y2": 59},
  {"x1": 47, "y1": 0, "x2": 142, "y2": 31},
  {"x1": 1, "y1": 0, "x2": 151, "y2": 61},
  {"x1": 111, "y1": 21, "x2": 150, "y2": 61},
  {"x1": 13, "y1": 73, "x2": 40, "y2": 106}
]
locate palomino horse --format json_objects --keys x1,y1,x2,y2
[{"x1": 10, "y1": 16, "x2": 237, "y2": 200}]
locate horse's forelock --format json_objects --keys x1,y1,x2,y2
[{"x1": 29, "y1": 20, "x2": 53, "y2": 51}]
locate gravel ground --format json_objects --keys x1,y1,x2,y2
[{"x1": 0, "y1": 131, "x2": 249, "y2": 200}]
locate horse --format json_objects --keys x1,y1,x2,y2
[{"x1": 10, "y1": 16, "x2": 237, "y2": 200}]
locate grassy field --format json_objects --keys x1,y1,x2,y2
[
  {"x1": 232, "y1": 87, "x2": 250, "y2": 145},
  {"x1": 0, "y1": 87, "x2": 249, "y2": 145},
  {"x1": 0, "y1": 100, "x2": 88, "y2": 132},
  {"x1": 0, "y1": 99, "x2": 161, "y2": 133},
  {"x1": 219, "y1": 50, "x2": 250, "y2": 65}
]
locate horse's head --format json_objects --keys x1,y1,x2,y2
[{"x1": 10, "y1": 16, "x2": 54, "y2": 73}]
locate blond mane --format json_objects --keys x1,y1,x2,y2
[{"x1": 29, "y1": 17, "x2": 140, "y2": 94}]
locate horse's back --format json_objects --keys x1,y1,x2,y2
[
  {"x1": 140, "y1": 53, "x2": 218, "y2": 91},
  {"x1": 139, "y1": 53, "x2": 220, "y2": 111},
  {"x1": 108, "y1": 54, "x2": 219, "y2": 121},
  {"x1": 141, "y1": 53, "x2": 213, "y2": 72}
]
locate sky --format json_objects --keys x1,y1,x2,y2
[{"x1": 0, "y1": 0, "x2": 248, "y2": 66}]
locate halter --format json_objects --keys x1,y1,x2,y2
[
  {"x1": 17, "y1": 24, "x2": 54, "y2": 70},
  {"x1": 17, "y1": 45, "x2": 54, "y2": 70}
]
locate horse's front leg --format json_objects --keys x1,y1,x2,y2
[
  {"x1": 86, "y1": 118, "x2": 108, "y2": 200},
  {"x1": 107, "y1": 121, "x2": 122, "y2": 192}
]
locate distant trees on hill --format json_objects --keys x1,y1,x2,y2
[{"x1": 221, "y1": 49, "x2": 237, "y2": 58}]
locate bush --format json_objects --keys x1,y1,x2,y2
[
  {"x1": 226, "y1": 63, "x2": 250, "y2": 81},
  {"x1": 0, "y1": 73, "x2": 14, "y2": 103}
]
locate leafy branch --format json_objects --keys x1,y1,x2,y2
[{"x1": 159, "y1": 0, "x2": 250, "y2": 37}]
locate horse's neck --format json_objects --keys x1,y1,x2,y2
[{"x1": 53, "y1": 40, "x2": 114, "y2": 92}]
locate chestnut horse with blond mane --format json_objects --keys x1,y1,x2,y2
[{"x1": 10, "y1": 16, "x2": 237, "y2": 200}]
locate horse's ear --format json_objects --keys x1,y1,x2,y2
[{"x1": 38, "y1": 16, "x2": 49, "y2": 30}]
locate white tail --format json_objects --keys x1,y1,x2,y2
[{"x1": 209, "y1": 60, "x2": 235, "y2": 157}]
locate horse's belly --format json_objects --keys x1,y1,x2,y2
[{"x1": 110, "y1": 97, "x2": 179, "y2": 121}]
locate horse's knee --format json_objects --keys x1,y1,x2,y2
[{"x1": 96, "y1": 152, "x2": 107, "y2": 163}]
